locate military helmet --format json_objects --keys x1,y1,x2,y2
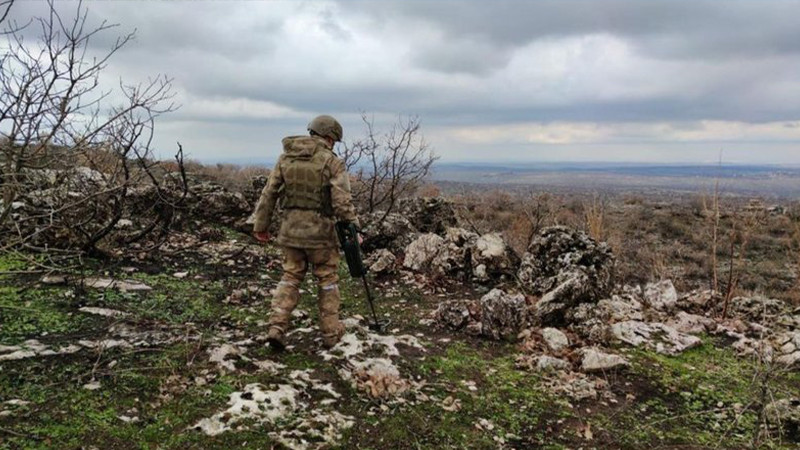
[{"x1": 307, "y1": 115, "x2": 343, "y2": 142}]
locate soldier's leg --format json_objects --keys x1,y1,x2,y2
[
  {"x1": 309, "y1": 247, "x2": 344, "y2": 348},
  {"x1": 267, "y1": 247, "x2": 308, "y2": 344}
]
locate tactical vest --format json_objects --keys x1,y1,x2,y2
[{"x1": 280, "y1": 136, "x2": 334, "y2": 215}]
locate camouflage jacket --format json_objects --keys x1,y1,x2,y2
[{"x1": 252, "y1": 135, "x2": 360, "y2": 249}]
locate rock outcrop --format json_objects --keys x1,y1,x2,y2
[
  {"x1": 402, "y1": 228, "x2": 518, "y2": 283},
  {"x1": 520, "y1": 227, "x2": 615, "y2": 324},
  {"x1": 396, "y1": 197, "x2": 458, "y2": 235}
]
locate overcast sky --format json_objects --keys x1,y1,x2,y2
[{"x1": 5, "y1": 0, "x2": 800, "y2": 164}]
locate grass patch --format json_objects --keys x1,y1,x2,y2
[{"x1": 0, "y1": 286, "x2": 93, "y2": 345}]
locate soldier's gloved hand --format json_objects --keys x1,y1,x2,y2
[{"x1": 254, "y1": 231, "x2": 271, "y2": 243}]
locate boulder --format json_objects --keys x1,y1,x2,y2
[
  {"x1": 667, "y1": 312, "x2": 715, "y2": 335},
  {"x1": 470, "y1": 233, "x2": 520, "y2": 282},
  {"x1": 596, "y1": 294, "x2": 644, "y2": 322},
  {"x1": 365, "y1": 249, "x2": 396, "y2": 275},
  {"x1": 396, "y1": 197, "x2": 458, "y2": 235},
  {"x1": 580, "y1": 348, "x2": 630, "y2": 372},
  {"x1": 643, "y1": 280, "x2": 678, "y2": 311},
  {"x1": 534, "y1": 355, "x2": 571, "y2": 372},
  {"x1": 402, "y1": 228, "x2": 517, "y2": 283},
  {"x1": 542, "y1": 328, "x2": 570, "y2": 353},
  {"x1": 518, "y1": 226, "x2": 615, "y2": 296},
  {"x1": 361, "y1": 212, "x2": 419, "y2": 254},
  {"x1": 775, "y1": 331, "x2": 800, "y2": 367},
  {"x1": 676, "y1": 289, "x2": 718, "y2": 313},
  {"x1": 403, "y1": 234, "x2": 446, "y2": 272},
  {"x1": 532, "y1": 271, "x2": 592, "y2": 324},
  {"x1": 480, "y1": 289, "x2": 528, "y2": 341},
  {"x1": 191, "y1": 182, "x2": 251, "y2": 227},
  {"x1": 520, "y1": 227, "x2": 614, "y2": 324},
  {"x1": 764, "y1": 398, "x2": 800, "y2": 441},
  {"x1": 435, "y1": 301, "x2": 474, "y2": 331},
  {"x1": 611, "y1": 321, "x2": 702, "y2": 355}
]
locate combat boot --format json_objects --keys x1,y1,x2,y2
[{"x1": 266, "y1": 327, "x2": 285, "y2": 352}]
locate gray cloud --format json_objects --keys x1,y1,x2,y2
[{"x1": 3, "y1": 0, "x2": 800, "y2": 164}]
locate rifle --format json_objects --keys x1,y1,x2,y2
[{"x1": 335, "y1": 221, "x2": 388, "y2": 332}]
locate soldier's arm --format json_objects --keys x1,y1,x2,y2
[
  {"x1": 329, "y1": 158, "x2": 360, "y2": 228},
  {"x1": 252, "y1": 159, "x2": 284, "y2": 233}
]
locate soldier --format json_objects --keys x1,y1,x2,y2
[{"x1": 252, "y1": 115, "x2": 360, "y2": 351}]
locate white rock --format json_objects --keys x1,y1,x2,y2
[
  {"x1": 667, "y1": 312, "x2": 715, "y2": 334},
  {"x1": 41, "y1": 274, "x2": 67, "y2": 285},
  {"x1": 83, "y1": 278, "x2": 152, "y2": 292},
  {"x1": 611, "y1": 321, "x2": 702, "y2": 355},
  {"x1": 580, "y1": 348, "x2": 630, "y2": 372},
  {"x1": 79, "y1": 307, "x2": 130, "y2": 318},
  {"x1": 83, "y1": 381, "x2": 102, "y2": 390},
  {"x1": 115, "y1": 219, "x2": 134, "y2": 229},
  {"x1": 535, "y1": 355, "x2": 571, "y2": 371},
  {"x1": 403, "y1": 234, "x2": 445, "y2": 271},
  {"x1": 173, "y1": 271, "x2": 189, "y2": 279},
  {"x1": 542, "y1": 328, "x2": 570, "y2": 353},
  {"x1": 644, "y1": 280, "x2": 678, "y2": 311},
  {"x1": 597, "y1": 294, "x2": 643, "y2": 322}
]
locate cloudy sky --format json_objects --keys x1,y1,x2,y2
[{"x1": 5, "y1": 0, "x2": 800, "y2": 164}]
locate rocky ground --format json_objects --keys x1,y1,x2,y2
[{"x1": 1, "y1": 197, "x2": 800, "y2": 449}]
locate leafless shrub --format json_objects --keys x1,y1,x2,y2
[
  {"x1": 584, "y1": 194, "x2": 606, "y2": 241},
  {"x1": 0, "y1": 0, "x2": 177, "y2": 257},
  {"x1": 341, "y1": 113, "x2": 437, "y2": 223}
]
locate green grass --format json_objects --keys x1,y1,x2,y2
[{"x1": 0, "y1": 286, "x2": 94, "y2": 345}]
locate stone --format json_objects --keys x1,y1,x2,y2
[
  {"x1": 535, "y1": 355, "x2": 571, "y2": 372},
  {"x1": 667, "y1": 312, "x2": 715, "y2": 335},
  {"x1": 611, "y1": 321, "x2": 702, "y2": 355},
  {"x1": 470, "y1": 233, "x2": 520, "y2": 281},
  {"x1": 83, "y1": 278, "x2": 152, "y2": 292},
  {"x1": 396, "y1": 197, "x2": 458, "y2": 235},
  {"x1": 78, "y1": 307, "x2": 130, "y2": 318},
  {"x1": 533, "y1": 271, "x2": 591, "y2": 324},
  {"x1": 676, "y1": 289, "x2": 718, "y2": 312},
  {"x1": 114, "y1": 219, "x2": 134, "y2": 229},
  {"x1": 643, "y1": 280, "x2": 678, "y2": 311},
  {"x1": 365, "y1": 249, "x2": 396, "y2": 275},
  {"x1": 435, "y1": 301, "x2": 473, "y2": 331},
  {"x1": 580, "y1": 348, "x2": 630, "y2": 372},
  {"x1": 403, "y1": 233, "x2": 445, "y2": 272},
  {"x1": 596, "y1": 294, "x2": 644, "y2": 322},
  {"x1": 764, "y1": 398, "x2": 800, "y2": 441},
  {"x1": 361, "y1": 212, "x2": 418, "y2": 253},
  {"x1": 480, "y1": 289, "x2": 528, "y2": 341},
  {"x1": 41, "y1": 274, "x2": 67, "y2": 285},
  {"x1": 402, "y1": 228, "x2": 516, "y2": 283},
  {"x1": 518, "y1": 226, "x2": 615, "y2": 298},
  {"x1": 775, "y1": 331, "x2": 800, "y2": 367},
  {"x1": 520, "y1": 227, "x2": 615, "y2": 325},
  {"x1": 542, "y1": 328, "x2": 570, "y2": 353}
]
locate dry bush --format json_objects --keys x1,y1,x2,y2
[
  {"x1": 584, "y1": 195, "x2": 606, "y2": 241},
  {"x1": 342, "y1": 113, "x2": 437, "y2": 220},
  {"x1": 0, "y1": 1, "x2": 178, "y2": 257}
]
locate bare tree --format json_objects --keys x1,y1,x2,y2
[
  {"x1": 0, "y1": 0, "x2": 13, "y2": 27},
  {"x1": 0, "y1": 0, "x2": 177, "y2": 256},
  {"x1": 341, "y1": 113, "x2": 437, "y2": 224}
]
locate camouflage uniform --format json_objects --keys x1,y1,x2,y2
[{"x1": 252, "y1": 134, "x2": 359, "y2": 348}]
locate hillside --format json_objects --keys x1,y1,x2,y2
[{"x1": 2, "y1": 172, "x2": 800, "y2": 449}]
